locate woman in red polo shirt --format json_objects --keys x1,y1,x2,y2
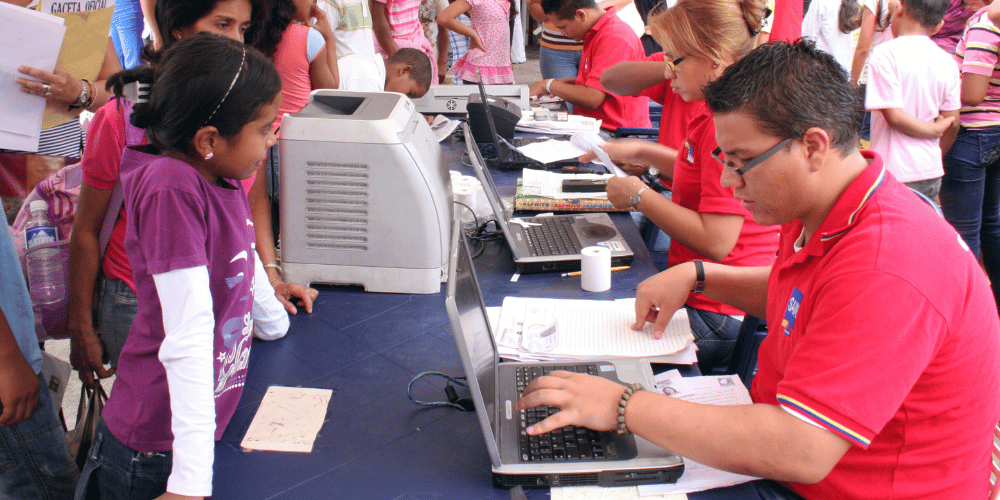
[{"x1": 584, "y1": 0, "x2": 779, "y2": 373}]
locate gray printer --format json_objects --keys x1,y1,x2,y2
[{"x1": 279, "y1": 90, "x2": 451, "y2": 294}]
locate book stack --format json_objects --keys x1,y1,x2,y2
[{"x1": 514, "y1": 179, "x2": 630, "y2": 212}]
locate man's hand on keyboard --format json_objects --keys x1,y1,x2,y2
[{"x1": 514, "y1": 371, "x2": 627, "y2": 436}]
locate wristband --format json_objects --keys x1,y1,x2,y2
[
  {"x1": 692, "y1": 259, "x2": 705, "y2": 294},
  {"x1": 632, "y1": 185, "x2": 649, "y2": 208},
  {"x1": 545, "y1": 79, "x2": 554, "y2": 95},
  {"x1": 616, "y1": 383, "x2": 644, "y2": 435}
]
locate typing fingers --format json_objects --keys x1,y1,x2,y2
[{"x1": 525, "y1": 407, "x2": 574, "y2": 436}]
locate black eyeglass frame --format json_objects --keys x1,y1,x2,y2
[{"x1": 712, "y1": 137, "x2": 794, "y2": 177}]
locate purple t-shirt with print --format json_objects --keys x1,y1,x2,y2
[{"x1": 103, "y1": 146, "x2": 255, "y2": 452}]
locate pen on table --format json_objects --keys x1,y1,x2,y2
[{"x1": 560, "y1": 265, "x2": 630, "y2": 278}]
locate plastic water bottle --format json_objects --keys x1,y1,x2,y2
[{"x1": 24, "y1": 200, "x2": 65, "y2": 306}]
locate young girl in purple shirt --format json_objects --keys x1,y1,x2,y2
[{"x1": 74, "y1": 33, "x2": 289, "y2": 500}]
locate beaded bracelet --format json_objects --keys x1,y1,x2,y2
[{"x1": 616, "y1": 382, "x2": 644, "y2": 435}]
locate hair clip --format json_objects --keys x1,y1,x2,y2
[{"x1": 122, "y1": 81, "x2": 151, "y2": 104}]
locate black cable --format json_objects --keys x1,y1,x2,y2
[{"x1": 406, "y1": 371, "x2": 474, "y2": 412}]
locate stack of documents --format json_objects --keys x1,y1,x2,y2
[
  {"x1": 517, "y1": 109, "x2": 602, "y2": 135},
  {"x1": 521, "y1": 168, "x2": 612, "y2": 200},
  {"x1": 493, "y1": 297, "x2": 697, "y2": 364}
]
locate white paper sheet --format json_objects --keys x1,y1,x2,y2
[
  {"x1": 496, "y1": 297, "x2": 694, "y2": 360},
  {"x1": 552, "y1": 485, "x2": 688, "y2": 500},
  {"x1": 0, "y1": 2, "x2": 66, "y2": 151},
  {"x1": 634, "y1": 371, "x2": 758, "y2": 495},
  {"x1": 571, "y1": 132, "x2": 626, "y2": 177},
  {"x1": 430, "y1": 114, "x2": 460, "y2": 142},
  {"x1": 240, "y1": 386, "x2": 333, "y2": 453},
  {"x1": 515, "y1": 139, "x2": 586, "y2": 164}
]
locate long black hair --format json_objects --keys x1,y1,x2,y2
[
  {"x1": 247, "y1": 0, "x2": 297, "y2": 59},
  {"x1": 107, "y1": 33, "x2": 282, "y2": 157},
  {"x1": 143, "y1": 0, "x2": 263, "y2": 65}
]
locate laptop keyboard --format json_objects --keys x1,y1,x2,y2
[
  {"x1": 515, "y1": 364, "x2": 610, "y2": 462},
  {"x1": 522, "y1": 216, "x2": 584, "y2": 256}
]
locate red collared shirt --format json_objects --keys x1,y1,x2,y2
[
  {"x1": 573, "y1": 7, "x2": 650, "y2": 131},
  {"x1": 754, "y1": 151, "x2": 1000, "y2": 499}
]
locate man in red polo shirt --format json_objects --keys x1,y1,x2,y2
[
  {"x1": 517, "y1": 39, "x2": 1000, "y2": 500},
  {"x1": 528, "y1": 0, "x2": 650, "y2": 133}
]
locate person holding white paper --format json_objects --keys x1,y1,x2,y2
[{"x1": 7, "y1": 0, "x2": 122, "y2": 158}]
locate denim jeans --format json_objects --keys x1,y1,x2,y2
[
  {"x1": 0, "y1": 373, "x2": 79, "y2": 500},
  {"x1": 687, "y1": 306, "x2": 743, "y2": 374},
  {"x1": 940, "y1": 125, "x2": 1000, "y2": 308},
  {"x1": 539, "y1": 47, "x2": 581, "y2": 114},
  {"x1": 97, "y1": 275, "x2": 138, "y2": 367},
  {"x1": 860, "y1": 109, "x2": 872, "y2": 143},
  {"x1": 74, "y1": 419, "x2": 172, "y2": 500},
  {"x1": 689, "y1": 479, "x2": 807, "y2": 500}
]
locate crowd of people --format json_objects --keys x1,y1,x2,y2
[{"x1": 1, "y1": 0, "x2": 999, "y2": 499}]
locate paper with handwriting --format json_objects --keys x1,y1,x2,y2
[{"x1": 241, "y1": 386, "x2": 332, "y2": 453}]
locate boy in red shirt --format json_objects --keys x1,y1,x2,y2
[{"x1": 528, "y1": 0, "x2": 650, "y2": 132}]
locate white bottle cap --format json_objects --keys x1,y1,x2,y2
[{"x1": 30, "y1": 200, "x2": 48, "y2": 213}]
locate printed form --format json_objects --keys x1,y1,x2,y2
[{"x1": 0, "y1": 3, "x2": 65, "y2": 151}]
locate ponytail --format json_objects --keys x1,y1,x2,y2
[{"x1": 106, "y1": 66, "x2": 157, "y2": 130}]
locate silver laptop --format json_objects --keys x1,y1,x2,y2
[
  {"x1": 445, "y1": 225, "x2": 684, "y2": 488},
  {"x1": 462, "y1": 122, "x2": 633, "y2": 273}
]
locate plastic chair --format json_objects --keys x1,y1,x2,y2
[
  {"x1": 990, "y1": 421, "x2": 1000, "y2": 500},
  {"x1": 613, "y1": 102, "x2": 662, "y2": 139},
  {"x1": 717, "y1": 315, "x2": 767, "y2": 389}
]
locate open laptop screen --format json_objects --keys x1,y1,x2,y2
[
  {"x1": 464, "y1": 122, "x2": 512, "y2": 224},
  {"x1": 448, "y1": 230, "x2": 500, "y2": 442}
]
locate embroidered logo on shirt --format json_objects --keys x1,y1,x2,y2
[
  {"x1": 684, "y1": 140, "x2": 694, "y2": 163},
  {"x1": 781, "y1": 288, "x2": 803, "y2": 336}
]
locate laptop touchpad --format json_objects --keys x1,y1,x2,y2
[{"x1": 581, "y1": 224, "x2": 617, "y2": 240}]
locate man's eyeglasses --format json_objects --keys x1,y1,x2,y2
[
  {"x1": 665, "y1": 56, "x2": 686, "y2": 73},
  {"x1": 711, "y1": 137, "x2": 794, "y2": 177}
]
